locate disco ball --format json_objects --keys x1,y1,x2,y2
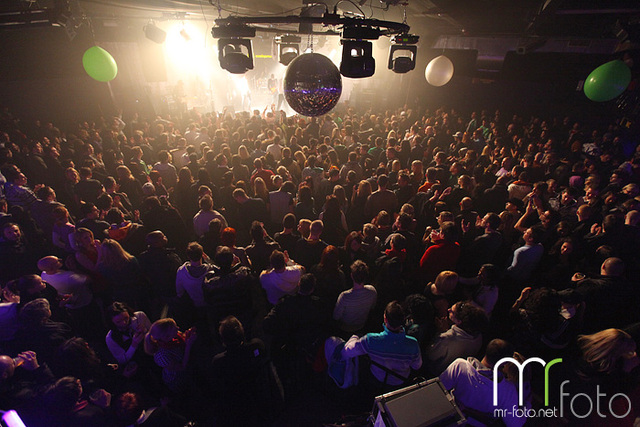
[{"x1": 284, "y1": 53, "x2": 342, "y2": 117}]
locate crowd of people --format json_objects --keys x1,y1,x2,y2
[{"x1": 0, "y1": 103, "x2": 639, "y2": 426}]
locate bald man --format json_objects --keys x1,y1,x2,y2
[
  {"x1": 0, "y1": 351, "x2": 54, "y2": 415},
  {"x1": 576, "y1": 257, "x2": 638, "y2": 332}
]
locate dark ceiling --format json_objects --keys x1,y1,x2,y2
[{"x1": 2, "y1": 0, "x2": 639, "y2": 41}]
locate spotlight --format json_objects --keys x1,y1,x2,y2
[
  {"x1": 180, "y1": 28, "x2": 191, "y2": 42},
  {"x1": 218, "y1": 38, "x2": 254, "y2": 74},
  {"x1": 388, "y1": 34, "x2": 419, "y2": 73},
  {"x1": 276, "y1": 34, "x2": 301, "y2": 66},
  {"x1": 212, "y1": 25, "x2": 256, "y2": 74},
  {"x1": 340, "y1": 40, "x2": 375, "y2": 78},
  {"x1": 144, "y1": 22, "x2": 166, "y2": 44}
]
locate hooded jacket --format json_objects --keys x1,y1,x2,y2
[{"x1": 176, "y1": 262, "x2": 211, "y2": 307}]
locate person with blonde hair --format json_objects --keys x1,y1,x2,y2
[
  {"x1": 578, "y1": 328, "x2": 638, "y2": 375},
  {"x1": 144, "y1": 318, "x2": 196, "y2": 392},
  {"x1": 116, "y1": 165, "x2": 143, "y2": 209},
  {"x1": 252, "y1": 176, "x2": 269, "y2": 204},
  {"x1": 97, "y1": 239, "x2": 145, "y2": 308},
  {"x1": 72, "y1": 227, "x2": 99, "y2": 273},
  {"x1": 558, "y1": 328, "x2": 640, "y2": 424}
]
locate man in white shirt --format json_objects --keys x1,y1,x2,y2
[
  {"x1": 266, "y1": 135, "x2": 283, "y2": 161},
  {"x1": 260, "y1": 250, "x2": 303, "y2": 305},
  {"x1": 176, "y1": 242, "x2": 211, "y2": 309},
  {"x1": 333, "y1": 260, "x2": 377, "y2": 333},
  {"x1": 193, "y1": 195, "x2": 227, "y2": 238}
]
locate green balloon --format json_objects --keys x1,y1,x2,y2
[
  {"x1": 82, "y1": 46, "x2": 118, "y2": 82},
  {"x1": 583, "y1": 60, "x2": 631, "y2": 102}
]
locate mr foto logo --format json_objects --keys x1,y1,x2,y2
[{"x1": 493, "y1": 357, "x2": 632, "y2": 419}]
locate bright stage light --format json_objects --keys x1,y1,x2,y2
[{"x1": 164, "y1": 22, "x2": 215, "y2": 80}]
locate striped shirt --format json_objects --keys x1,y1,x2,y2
[
  {"x1": 4, "y1": 183, "x2": 38, "y2": 208},
  {"x1": 333, "y1": 285, "x2": 377, "y2": 332}
]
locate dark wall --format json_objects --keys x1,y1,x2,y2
[{"x1": 0, "y1": 26, "x2": 116, "y2": 122}]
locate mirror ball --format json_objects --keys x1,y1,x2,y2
[{"x1": 284, "y1": 53, "x2": 342, "y2": 117}]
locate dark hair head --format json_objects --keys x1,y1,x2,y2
[
  {"x1": 96, "y1": 193, "x2": 113, "y2": 211},
  {"x1": 208, "y1": 218, "x2": 223, "y2": 235},
  {"x1": 484, "y1": 339, "x2": 514, "y2": 367},
  {"x1": 250, "y1": 221, "x2": 265, "y2": 242},
  {"x1": 350, "y1": 260, "x2": 369, "y2": 284},
  {"x1": 522, "y1": 288, "x2": 561, "y2": 333},
  {"x1": 484, "y1": 213, "x2": 501, "y2": 230},
  {"x1": 105, "y1": 207, "x2": 125, "y2": 225},
  {"x1": 44, "y1": 377, "x2": 82, "y2": 414},
  {"x1": 398, "y1": 212, "x2": 413, "y2": 230},
  {"x1": 105, "y1": 301, "x2": 133, "y2": 323},
  {"x1": 384, "y1": 301, "x2": 405, "y2": 330},
  {"x1": 219, "y1": 316, "x2": 244, "y2": 347},
  {"x1": 344, "y1": 231, "x2": 363, "y2": 252},
  {"x1": 36, "y1": 185, "x2": 55, "y2": 200},
  {"x1": 404, "y1": 294, "x2": 434, "y2": 325},
  {"x1": 53, "y1": 337, "x2": 101, "y2": 381},
  {"x1": 79, "y1": 202, "x2": 97, "y2": 218},
  {"x1": 529, "y1": 227, "x2": 545, "y2": 244},
  {"x1": 185, "y1": 242, "x2": 204, "y2": 262},
  {"x1": 391, "y1": 233, "x2": 407, "y2": 250},
  {"x1": 299, "y1": 273, "x2": 316, "y2": 295},
  {"x1": 215, "y1": 246, "x2": 234, "y2": 271},
  {"x1": 283, "y1": 213, "x2": 296, "y2": 230},
  {"x1": 441, "y1": 222, "x2": 457, "y2": 242},
  {"x1": 145, "y1": 230, "x2": 166, "y2": 247},
  {"x1": 455, "y1": 301, "x2": 488, "y2": 335},
  {"x1": 270, "y1": 250, "x2": 286, "y2": 270}
]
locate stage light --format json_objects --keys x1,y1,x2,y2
[
  {"x1": 218, "y1": 38, "x2": 254, "y2": 74},
  {"x1": 340, "y1": 40, "x2": 375, "y2": 78},
  {"x1": 180, "y1": 28, "x2": 191, "y2": 42},
  {"x1": 388, "y1": 33, "x2": 419, "y2": 73},
  {"x1": 144, "y1": 22, "x2": 166, "y2": 44},
  {"x1": 276, "y1": 35, "x2": 301, "y2": 66}
]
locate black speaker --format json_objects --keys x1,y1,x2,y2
[{"x1": 371, "y1": 378, "x2": 466, "y2": 427}]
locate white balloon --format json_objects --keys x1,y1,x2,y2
[{"x1": 425, "y1": 55, "x2": 454, "y2": 87}]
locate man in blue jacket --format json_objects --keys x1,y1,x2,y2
[{"x1": 342, "y1": 301, "x2": 422, "y2": 387}]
